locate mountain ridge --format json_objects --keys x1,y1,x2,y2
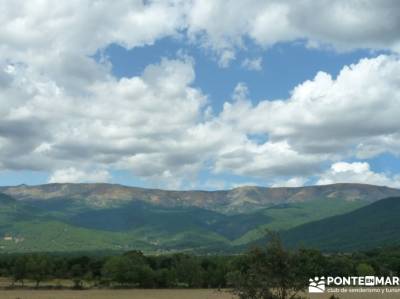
[
  {"x1": 0, "y1": 183, "x2": 399, "y2": 253},
  {"x1": 1, "y1": 182, "x2": 399, "y2": 214}
]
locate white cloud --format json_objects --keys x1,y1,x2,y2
[
  {"x1": 184, "y1": 0, "x2": 400, "y2": 65},
  {"x1": 0, "y1": 0, "x2": 183, "y2": 55},
  {"x1": 241, "y1": 57, "x2": 263, "y2": 71},
  {"x1": 317, "y1": 162, "x2": 400, "y2": 188},
  {"x1": 214, "y1": 140, "x2": 322, "y2": 178},
  {"x1": 2, "y1": 1, "x2": 400, "y2": 187},
  {"x1": 2, "y1": 1, "x2": 400, "y2": 70},
  {"x1": 207, "y1": 55, "x2": 400, "y2": 185},
  {"x1": 49, "y1": 167, "x2": 110, "y2": 183},
  {"x1": 2, "y1": 55, "x2": 400, "y2": 187},
  {"x1": 271, "y1": 177, "x2": 308, "y2": 188},
  {"x1": 0, "y1": 0, "x2": 184, "y2": 95},
  {"x1": 0, "y1": 57, "x2": 210, "y2": 187},
  {"x1": 221, "y1": 55, "x2": 400, "y2": 159}
]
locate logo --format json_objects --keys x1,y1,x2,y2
[
  {"x1": 365, "y1": 276, "x2": 375, "y2": 286},
  {"x1": 309, "y1": 276, "x2": 326, "y2": 293},
  {"x1": 308, "y1": 275, "x2": 400, "y2": 294}
]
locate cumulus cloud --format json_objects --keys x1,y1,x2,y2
[
  {"x1": 271, "y1": 177, "x2": 308, "y2": 188},
  {"x1": 1, "y1": 1, "x2": 400, "y2": 187},
  {"x1": 317, "y1": 162, "x2": 400, "y2": 188},
  {"x1": 0, "y1": 57, "x2": 210, "y2": 186},
  {"x1": 49, "y1": 167, "x2": 111, "y2": 183},
  {"x1": 221, "y1": 55, "x2": 400, "y2": 158},
  {"x1": 2, "y1": 1, "x2": 400, "y2": 69},
  {"x1": 211, "y1": 55, "x2": 400, "y2": 185},
  {"x1": 2, "y1": 54, "x2": 400, "y2": 187},
  {"x1": 0, "y1": 0, "x2": 183, "y2": 55},
  {"x1": 214, "y1": 140, "x2": 322, "y2": 178},
  {"x1": 184, "y1": 0, "x2": 400, "y2": 64}
]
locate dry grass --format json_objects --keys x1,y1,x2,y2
[
  {"x1": 0, "y1": 289, "x2": 234, "y2": 299},
  {"x1": 0, "y1": 289, "x2": 399, "y2": 299},
  {"x1": 308, "y1": 289, "x2": 400, "y2": 299}
]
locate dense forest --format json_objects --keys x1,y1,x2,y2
[{"x1": 1, "y1": 240, "x2": 400, "y2": 291}]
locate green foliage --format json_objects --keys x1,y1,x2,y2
[
  {"x1": 102, "y1": 256, "x2": 138, "y2": 285},
  {"x1": 201, "y1": 256, "x2": 228, "y2": 288},
  {"x1": 228, "y1": 234, "x2": 309, "y2": 299},
  {"x1": 174, "y1": 254, "x2": 205, "y2": 287},
  {"x1": 11, "y1": 256, "x2": 28, "y2": 286},
  {"x1": 356, "y1": 263, "x2": 375, "y2": 276},
  {"x1": 235, "y1": 199, "x2": 364, "y2": 245},
  {"x1": 0, "y1": 244, "x2": 399, "y2": 290},
  {"x1": 102, "y1": 252, "x2": 157, "y2": 287},
  {"x1": 154, "y1": 268, "x2": 177, "y2": 288},
  {"x1": 70, "y1": 264, "x2": 85, "y2": 288},
  {"x1": 0, "y1": 192, "x2": 374, "y2": 253},
  {"x1": 283, "y1": 197, "x2": 400, "y2": 251},
  {"x1": 26, "y1": 255, "x2": 54, "y2": 288}
]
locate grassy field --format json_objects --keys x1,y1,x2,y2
[{"x1": 0, "y1": 289, "x2": 399, "y2": 299}]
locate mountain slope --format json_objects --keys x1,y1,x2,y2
[
  {"x1": 0, "y1": 191, "x2": 366, "y2": 253},
  {"x1": 282, "y1": 197, "x2": 400, "y2": 251},
  {"x1": 233, "y1": 198, "x2": 365, "y2": 245},
  {"x1": 0, "y1": 193, "x2": 230, "y2": 252},
  {"x1": 0, "y1": 192, "x2": 41, "y2": 225},
  {"x1": 1, "y1": 183, "x2": 399, "y2": 214},
  {"x1": 0, "y1": 184, "x2": 399, "y2": 253}
]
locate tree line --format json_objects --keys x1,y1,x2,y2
[
  {"x1": 1, "y1": 250, "x2": 231, "y2": 289},
  {"x1": 0, "y1": 237, "x2": 400, "y2": 297}
]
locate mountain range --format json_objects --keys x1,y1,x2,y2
[{"x1": 0, "y1": 183, "x2": 399, "y2": 253}]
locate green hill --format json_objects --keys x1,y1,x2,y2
[
  {"x1": 0, "y1": 183, "x2": 398, "y2": 253},
  {"x1": 282, "y1": 197, "x2": 400, "y2": 251},
  {"x1": 233, "y1": 198, "x2": 364, "y2": 245},
  {"x1": 0, "y1": 192, "x2": 366, "y2": 253}
]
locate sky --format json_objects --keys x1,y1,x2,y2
[{"x1": 1, "y1": 0, "x2": 400, "y2": 190}]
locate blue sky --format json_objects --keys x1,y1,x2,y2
[
  {"x1": 105, "y1": 39, "x2": 378, "y2": 108},
  {"x1": 1, "y1": 1, "x2": 400, "y2": 189}
]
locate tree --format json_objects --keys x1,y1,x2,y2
[
  {"x1": 326, "y1": 255, "x2": 354, "y2": 277},
  {"x1": 11, "y1": 256, "x2": 28, "y2": 287},
  {"x1": 174, "y1": 254, "x2": 205, "y2": 287},
  {"x1": 228, "y1": 233, "x2": 308, "y2": 299},
  {"x1": 202, "y1": 257, "x2": 228, "y2": 288},
  {"x1": 70, "y1": 264, "x2": 85, "y2": 289},
  {"x1": 155, "y1": 268, "x2": 177, "y2": 288},
  {"x1": 26, "y1": 255, "x2": 53, "y2": 288},
  {"x1": 356, "y1": 263, "x2": 375, "y2": 276},
  {"x1": 137, "y1": 265, "x2": 155, "y2": 288},
  {"x1": 102, "y1": 256, "x2": 138, "y2": 285}
]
